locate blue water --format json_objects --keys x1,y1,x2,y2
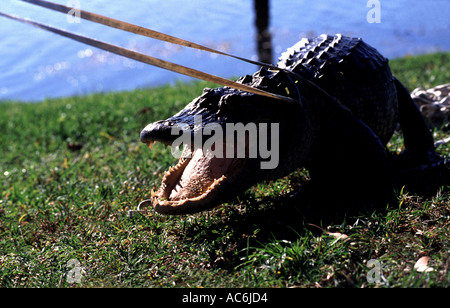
[{"x1": 0, "y1": 0, "x2": 449, "y2": 102}]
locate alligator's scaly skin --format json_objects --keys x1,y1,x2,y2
[
  {"x1": 277, "y1": 34, "x2": 398, "y2": 144},
  {"x1": 140, "y1": 34, "x2": 438, "y2": 215}
]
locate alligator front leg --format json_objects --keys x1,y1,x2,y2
[{"x1": 298, "y1": 104, "x2": 394, "y2": 220}]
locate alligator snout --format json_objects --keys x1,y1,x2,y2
[{"x1": 140, "y1": 120, "x2": 179, "y2": 146}]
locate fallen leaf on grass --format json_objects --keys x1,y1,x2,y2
[
  {"x1": 307, "y1": 223, "x2": 349, "y2": 244},
  {"x1": 414, "y1": 256, "x2": 434, "y2": 272},
  {"x1": 326, "y1": 232, "x2": 349, "y2": 241}
]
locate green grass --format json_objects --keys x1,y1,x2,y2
[{"x1": 1, "y1": 53, "x2": 449, "y2": 288}]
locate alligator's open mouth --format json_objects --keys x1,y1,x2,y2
[{"x1": 140, "y1": 143, "x2": 246, "y2": 215}]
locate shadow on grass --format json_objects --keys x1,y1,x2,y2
[{"x1": 179, "y1": 162, "x2": 450, "y2": 270}]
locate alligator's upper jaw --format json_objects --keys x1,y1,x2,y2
[{"x1": 142, "y1": 142, "x2": 245, "y2": 215}]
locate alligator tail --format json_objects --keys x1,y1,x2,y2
[{"x1": 395, "y1": 78, "x2": 439, "y2": 163}]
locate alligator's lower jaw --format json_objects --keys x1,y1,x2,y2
[{"x1": 147, "y1": 148, "x2": 244, "y2": 215}]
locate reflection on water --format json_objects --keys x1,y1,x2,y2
[{"x1": 0, "y1": 0, "x2": 449, "y2": 101}]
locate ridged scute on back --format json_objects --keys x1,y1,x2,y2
[
  {"x1": 277, "y1": 34, "x2": 397, "y2": 145},
  {"x1": 277, "y1": 34, "x2": 389, "y2": 80}
]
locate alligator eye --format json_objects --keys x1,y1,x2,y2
[
  {"x1": 201, "y1": 88, "x2": 215, "y2": 97},
  {"x1": 238, "y1": 74, "x2": 253, "y2": 84}
]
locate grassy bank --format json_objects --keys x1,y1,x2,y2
[{"x1": 0, "y1": 52, "x2": 449, "y2": 288}]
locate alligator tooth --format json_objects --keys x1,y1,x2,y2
[{"x1": 147, "y1": 141, "x2": 155, "y2": 150}]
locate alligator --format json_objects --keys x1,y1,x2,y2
[
  {"x1": 2, "y1": 4, "x2": 444, "y2": 216},
  {"x1": 139, "y1": 34, "x2": 441, "y2": 215}
]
